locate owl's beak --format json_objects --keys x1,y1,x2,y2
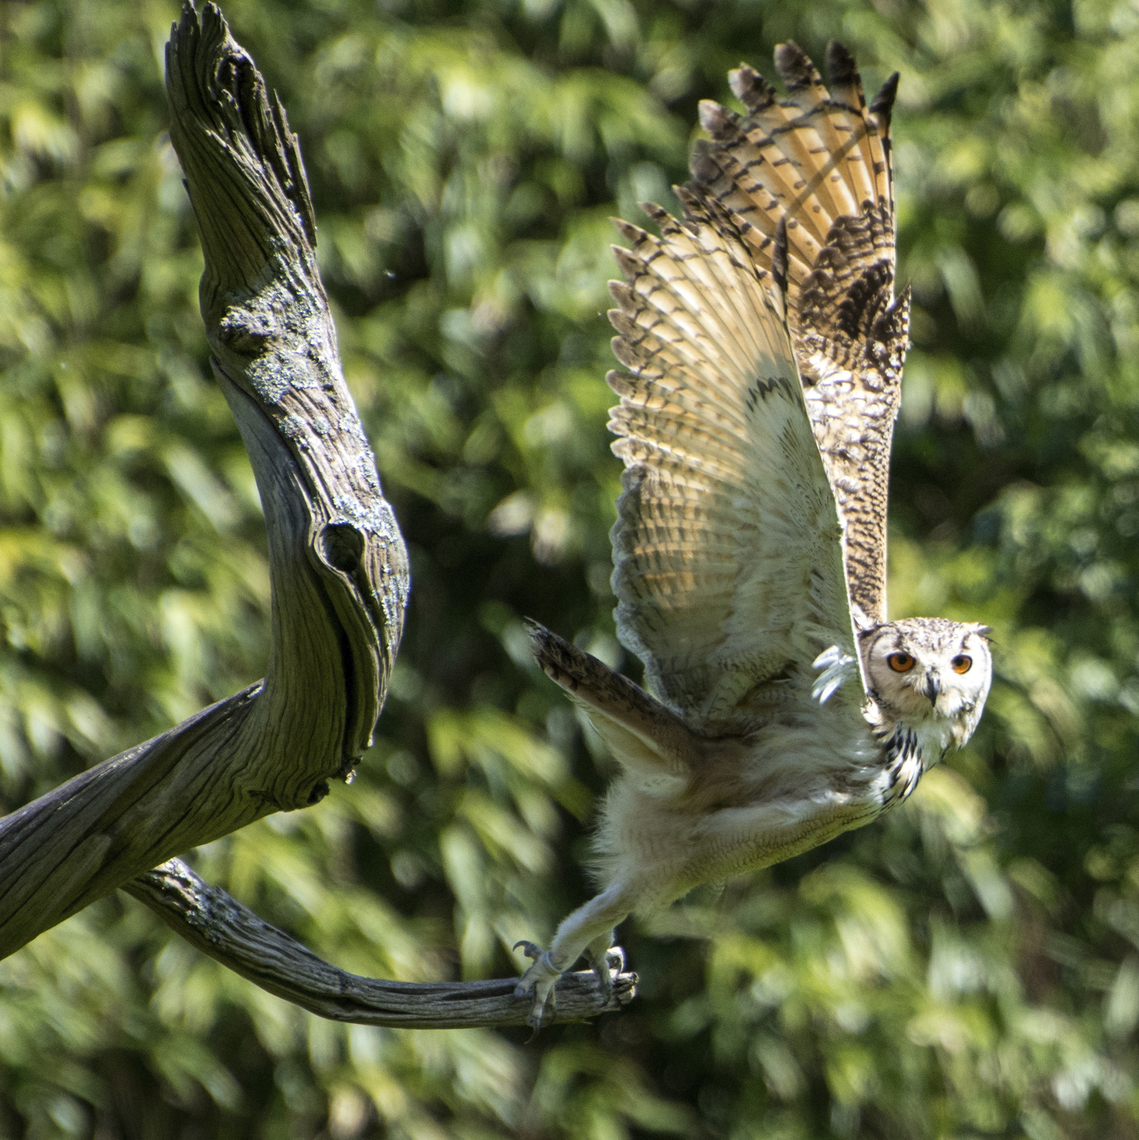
[{"x1": 923, "y1": 673, "x2": 941, "y2": 706}]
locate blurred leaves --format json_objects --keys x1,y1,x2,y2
[{"x1": 5, "y1": 0, "x2": 1139, "y2": 1136}]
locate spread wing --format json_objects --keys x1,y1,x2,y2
[
  {"x1": 607, "y1": 196, "x2": 861, "y2": 737},
  {"x1": 687, "y1": 41, "x2": 910, "y2": 628}
]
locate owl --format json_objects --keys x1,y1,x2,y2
[{"x1": 515, "y1": 42, "x2": 992, "y2": 1026}]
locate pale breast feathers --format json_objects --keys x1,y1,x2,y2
[
  {"x1": 607, "y1": 196, "x2": 859, "y2": 737},
  {"x1": 685, "y1": 41, "x2": 910, "y2": 629}
]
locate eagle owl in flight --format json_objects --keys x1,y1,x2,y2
[{"x1": 515, "y1": 41, "x2": 992, "y2": 1024}]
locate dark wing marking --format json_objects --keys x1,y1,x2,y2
[{"x1": 686, "y1": 41, "x2": 909, "y2": 627}]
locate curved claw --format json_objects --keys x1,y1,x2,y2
[
  {"x1": 589, "y1": 943, "x2": 625, "y2": 1000},
  {"x1": 513, "y1": 942, "x2": 563, "y2": 1030}
]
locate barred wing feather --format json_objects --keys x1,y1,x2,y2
[
  {"x1": 688, "y1": 42, "x2": 910, "y2": 627},
  {"x1": 607, "y1": 200, "x2": 859, "y2": 737}
]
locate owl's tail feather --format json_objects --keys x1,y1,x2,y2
[{"x1": 524, "y1": 619, "x2": 701, "y2": 783}]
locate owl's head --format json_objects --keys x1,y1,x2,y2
[{"x1": 860, "y1": 618, "x2": 992, "y2": 752}]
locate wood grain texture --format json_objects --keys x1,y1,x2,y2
[
  {"x1": 0, "y1": 4, "x2": 631, "y2": 1030},
  {"x1": 126, "y1": 860, "x2": 635, "y2": 1028},
  {"x1": 0, "y1": 2, "x2": 408, "y2": 961}
]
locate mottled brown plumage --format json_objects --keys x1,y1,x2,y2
[
  {"x1": 688, "y1": 41, "x2": 909, "y2": 626},
  {"x1": 603, "y1": 197, "x2": 852, "y2": 735},
  {"x1": 514, "y1": 43, "x2": 991, "y2": 1029}
]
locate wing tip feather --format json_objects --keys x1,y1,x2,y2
[
  {"x1": 870, "y1": 71, "x2": 900, "y2": 127},
  {"x1": 698, "y1": 99, "x2": 736, "y2": 140},
  {"x1": 824, "y1": 40, "x2": 859, "y2": 91},
  {"x1": 773, "y1": 41, "x2": 820, "y2": 92},
  {"x1": 728, "y1": 63, "x2": 776, "y2": 112},
  {"x1": 611, "y1": 219, "x2": 645, "y2": 246}
]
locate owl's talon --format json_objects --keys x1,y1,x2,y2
[
  {"x1": 513, "y1": 942, "x2": 562, "y2": 1029},
  {"x1": 587, "y1": 943, "x2": 625, "y2": 1000}
]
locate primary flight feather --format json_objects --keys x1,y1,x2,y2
[{"x1": 515, "y1": 41, "x2": 992, "y2": 1027}]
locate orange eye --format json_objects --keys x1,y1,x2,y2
[
  {"x1": 887, "y1": 652, "x2": 915, "y2": 673},
  {"x1": 951, "y1": 655, "x2": 972, "y2": 674}
]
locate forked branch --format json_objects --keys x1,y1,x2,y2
[
  {"x1": 0, "y1": 1, "x2": 633, "y2": 1026},
  {"x1": 0, "y1": 0, "x2": 406, "y2": 959}
]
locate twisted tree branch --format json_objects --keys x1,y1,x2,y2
[
  {"x1": 126, "y1": 860, "x2": 634, "y2": 1028},
  {"x1": 0, "y1": 1, "x2": 635, "y2": 1027}
]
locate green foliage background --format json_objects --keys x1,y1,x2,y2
[{"x1": 2, "y1": 0, "x2": 1139, "y2": 1135}]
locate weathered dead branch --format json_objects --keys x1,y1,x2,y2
[
  {"x1": 0, "y1": 1, "x2": 634, "y2": 1026},
  {"x1": 0, "y1": 0, "x2": 406, "y2": 959},
  {"x1": 126, "y1": 860, "x2": 635, "y2": 1028}
]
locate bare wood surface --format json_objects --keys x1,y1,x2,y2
[
  {"x1": 0, "y1": 1, "x2": 408, "y2": 960},
  {"x1": 125, "y1": 860, "x2": 636, "y2": 1028},
  {"x1": 0, "y1": 2, "x2": 633, "y2": 1029}
]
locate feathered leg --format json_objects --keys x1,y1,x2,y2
[
  {"x1": 517, "y1": 623, "x2": 716, "y2": 1026},
  {"x1": 514, "y1": 880, "x2": 637, "y2": 1028}
]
